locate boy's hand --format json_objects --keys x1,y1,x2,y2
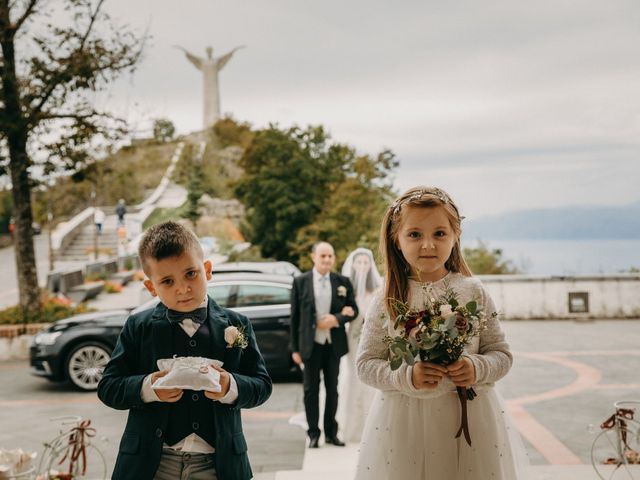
[
  {"x1": 447, "y1": 357, "x2": 475, "y2": 387},
  {"x1": 411, "y1": 361, "x2": 447, "y2": 390},
  {"x1": 204, "y1": 365, "x2": 231, "y2": 401},
  {"x1": 151, "y1": 370, "x2": 183, "y2": 403}
]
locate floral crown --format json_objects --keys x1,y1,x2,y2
[{"x1": 391, "y1": 187, "x2": 465, "y2": 221}]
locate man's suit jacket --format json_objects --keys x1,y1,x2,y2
[
  {"x1": 289, "y1": 271, "x2": 358, "y2": 360},
  {"x1": 97, "y1": 297, "x2": 272, "y2": 480}
]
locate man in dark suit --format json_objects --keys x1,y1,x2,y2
[{"x1": 290, "y1": 241, "x2": 358, "y2": 448}]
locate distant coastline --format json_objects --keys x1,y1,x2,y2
[
  {"x1": 462, "y1": 238, "x2": 640, "y2": 275},
  {"x1": 464, "y1": 202, "x2": 640, "y2": 241}
]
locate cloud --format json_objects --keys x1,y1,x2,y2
[{"x1": 86, "y1": 0, "x2": 640, "y2": 216}]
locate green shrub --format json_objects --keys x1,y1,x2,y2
[{"x1": 0, "y1": 295, "x2": 93, "y2": 325}]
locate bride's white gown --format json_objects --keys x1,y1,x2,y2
[
  {"x1": 355, "y1": 273, "x2": 526, "y2": 480},
  {"x1": 342, "y1": 291, "x2": 375, "y2": 443}
]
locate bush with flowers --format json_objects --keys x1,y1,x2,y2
[{"x1": 0, "y1": 291, "x2": 92, "y2": 325}]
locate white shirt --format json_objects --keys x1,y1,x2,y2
[
  {"x1": 312, "y1": 268, "x2": 333, "y2": 345},
  {"x1": 140, "y1": 298, "x2": 239, "y2": 454}
]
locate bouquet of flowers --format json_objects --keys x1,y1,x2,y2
[{"x1": 384, "y1": 284, "x2": 495, "y2": 445}]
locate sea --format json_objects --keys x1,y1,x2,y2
[{"x1": 460, "y1": 238, "x2": 640, "y2": 275}]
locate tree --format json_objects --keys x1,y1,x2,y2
[
  {"x1": 234, "y1": 125, "x2": 347, "y2": 262},
  {"x1": 0, "y1": 0, "x2": 144, "y2": 318},
  {"x1": 213, "y1": 116, "x2": 254, "y2": 149},
  {"x1": 463, "y1": 241, "x2": 520, "y2": 274},
  {"x1": 292, "y1": 149, "x2": 397, "y2": 270},
  {"x1": 183, "y1": 167, "x2": 204, "y2": 224},
  {"x1": 153, "y1": 118, "x2": 175, "y2": 143},
  {"x1": 234, "y1": 124, "x2": 398, "y2": 265}
]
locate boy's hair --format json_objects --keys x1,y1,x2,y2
[
  {"x1": 380, "y1": 186, "x2": 472, "y2": 319},
  {"x1": 138, "y1": 221, "x2": 203, "y2": 275}
]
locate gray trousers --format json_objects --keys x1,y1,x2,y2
[{"x1": 153, "y1": 448, "x2": 217, "y2": 480}]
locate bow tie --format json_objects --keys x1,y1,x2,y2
[{"x1": 166, "y1": 307, "x2": 208, "y2": 325}]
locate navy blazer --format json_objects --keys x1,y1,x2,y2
[
  {"x1": 97, "y1": 297, "x2": 272, "y2": 480},
  {"x1": 289, "y1": 271, "x2": 358, "y2": 360}
]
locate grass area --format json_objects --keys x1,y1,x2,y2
[
  {"x1": 143, "y1": 204, "x2": 189, "y2": 230},
  {"x1": 29, "y1": 141, "x2": 180, "y2": 225}
]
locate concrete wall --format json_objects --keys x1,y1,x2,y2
[
  {"x1": 479, "y1": 273, "x2": 640, "y2": 320},
  {"x1": 0, "y1": 334, "x2": 34, "y2": 361}
]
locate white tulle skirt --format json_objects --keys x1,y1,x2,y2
[{"x1": 355, "y1": 386, "x2": 528, "y2": 480}]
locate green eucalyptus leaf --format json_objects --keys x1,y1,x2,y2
[
  {"x1": 404, "y1": 351, "x2": 415, "y2": 365},
  {"x1": 466, "y1": 301, "x2": 477, "y2": 314},
  {"x1": 390, "y1": 356, "x2": 403, "y2": 370}
]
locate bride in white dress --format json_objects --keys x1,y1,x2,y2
[
  {"x1": 340, "y1": 248, "x2": 382, "y2": 443},
  {"x1": 355, "y1": 186, "x2": 527, "y2": 479}
]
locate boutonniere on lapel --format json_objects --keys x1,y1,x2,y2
[
  {"x1": 224, "y1": 326, "x2": 248, "y2": 349},
  {"x1": 337, "y1": 286, "x2": 347, "y2": 297}
]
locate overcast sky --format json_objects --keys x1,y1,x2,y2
[{"x1": 95, "y1": 0, "x2": 640, "y2": 219}]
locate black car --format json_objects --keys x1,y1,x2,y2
[
  {"x1": 30, "y1": 273, "x2": 298, "y2": 391},
  {"x1": 212, "y1": 261, "x2": 301, "y2": 277}
]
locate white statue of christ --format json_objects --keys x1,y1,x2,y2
[{"x1": 176, "y1": 45, "x2": 244, "y2": 129}]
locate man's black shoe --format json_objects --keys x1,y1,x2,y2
[
  {"x1": 308, "y1": 434, "x2": 320, "y2": 448},
  {"x1": 325, "y1": 436, "x2": 345, "y2": 446}
]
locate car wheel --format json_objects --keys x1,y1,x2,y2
[{"x1": 65, "y1": 342, "x2": 112, "y2": 391}]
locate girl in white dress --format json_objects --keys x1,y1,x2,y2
[
  {"x1": 355, "y1": 186, "x2": 525, "y2": 480},
  {"x1": 340, "y1": 248, "x2": 382, "y2": 443}
]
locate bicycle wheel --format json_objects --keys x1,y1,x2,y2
[
  {"x1": 592, "y1": 426, "x2": 640, "y2": 479},
  {"x1": 40, "y1": 441, "x2": 107, "y2": 480}
]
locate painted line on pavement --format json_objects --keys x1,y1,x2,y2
[
  {"x1": 508, "y1": 403, "x2": 582, "y2": 465},
  {"x1": 509, "y1": 352, "x2": 601, "y2": 406},
  {"x1": 507, "y1": 350, "x2": 640, "y2": 465}
]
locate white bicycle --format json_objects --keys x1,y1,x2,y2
[
  {"x1": 35, "y1": 416, "x2": 107, "y2": 480},
  {"x1": 591, "y1": 400, "x2": 640, "y2": 479}
]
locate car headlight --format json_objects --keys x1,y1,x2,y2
[{"x1": 34, "y1": 331, "x2": 63, "y2": 346}]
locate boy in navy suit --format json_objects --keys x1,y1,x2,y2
[{"x1": 98, "y1": 221, "x2": 272, "y2": 480}]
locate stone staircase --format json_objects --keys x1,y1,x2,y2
[{"x1": 56, "y1": 213, "x2": 120, "y2": 262}]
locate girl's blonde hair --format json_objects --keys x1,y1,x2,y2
[{"x1": 380, "y1": 186, "x2": 472, "y2": 318}]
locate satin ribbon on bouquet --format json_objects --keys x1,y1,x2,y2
[{"x1": 454, "y1": 386, "x2": 477, "y2": 446}]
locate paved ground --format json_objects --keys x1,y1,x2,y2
[
  {"x1": 2, "y1": 318, "x2": 640, "y2": 478},
  {"x1": 499, "y1": 319, "x2": 640, "y2": 466},
  {"x1": 0, "y1": 361, "x2": 305, "y2": 477}
]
